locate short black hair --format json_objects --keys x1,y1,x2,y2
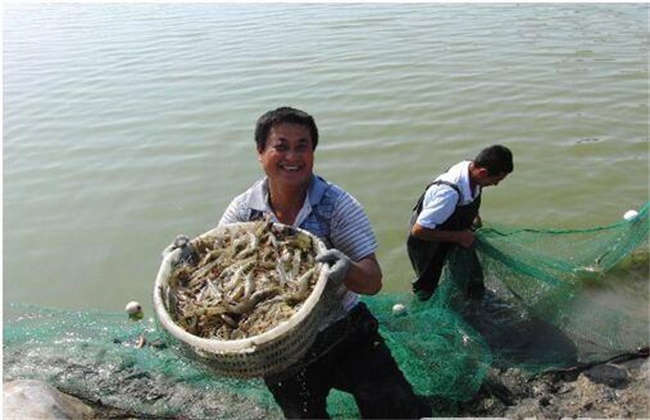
[
  {"x1": 474, "y1": 145, "x2": 514, "y2": 176},
  {"x1": 254, "y1": 107, "x2": 319, "y2": 151}
]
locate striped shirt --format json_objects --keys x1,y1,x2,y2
[{"x1": 218, "y1": 174, "x2": 378, "y2": 328}]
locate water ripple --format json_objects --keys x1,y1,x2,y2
[{"x1": 3, "y1": 3, "x2": 648, "y2": 311}]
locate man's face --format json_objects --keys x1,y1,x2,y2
[
  {"x1": 258, "y1": 123, "x2": 314, "y2": 188},
  {"x1": 478, "y1": 170, "x2": 508, "y2": 188}
]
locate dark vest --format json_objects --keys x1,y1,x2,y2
[
  {"x1": 246, "y1": 178, "x2": 337, "y2": 246},
  {"x1": 406, "y1": 180, "x2": 481, "y2": 287}
]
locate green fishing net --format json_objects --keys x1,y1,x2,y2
[{"x1": 4, "y1": 202, "x2": 648, "y2": 418}]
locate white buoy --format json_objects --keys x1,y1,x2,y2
[
  {"x1": 392, "y1": 303, "x2": 407, "y2": 317},
  {"x1": 623, "y1": 209, "x2": 639, "y2": 221},
  {"x1": 125, "y1": 301, "x2": 143, "y2": 320}
]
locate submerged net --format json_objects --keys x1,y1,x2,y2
[{"x1": 4, "y1": 202, "x2": 648, "y2": 418}]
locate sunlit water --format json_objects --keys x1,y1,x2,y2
[{"x1": 3, "y1": 4, "x2": 648, "y2": 318}]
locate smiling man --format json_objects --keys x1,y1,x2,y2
[
  {"x1": 218, "y1": 107, "x2": 430, "y2": 419},
  {"x1": 407, "y1": 145, "x2": 514, "y2": 302}
]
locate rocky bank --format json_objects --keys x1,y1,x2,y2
[
  {"x1": 457, "y1": 350, "x2": 649, "y2": 418},
  {"x1": 4, "y1": 347, "x2": 648, "y2": 419}
]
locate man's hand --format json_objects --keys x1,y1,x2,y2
[
  {"x1": 315, "y1": 248, "x2": 351, "y2": 286},
  {"x1": 161, "y1": 234, "x2": 195, "y2": 265},
  {"x1": 471, "y1": 215, "x2": 483, "y2": 231},
  {"x1": 456, "y1": 230, "x2": 476, "y2": 248}
]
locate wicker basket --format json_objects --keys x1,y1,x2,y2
[{"x1": 153, "y1": 222, "x2": 329, "y2": 379}]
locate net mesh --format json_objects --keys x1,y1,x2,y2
[{"x1": 4, "y1": 202, "x2": 648, "y2": 418}]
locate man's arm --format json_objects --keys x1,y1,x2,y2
[
  {"x1": 411, "y1": 223, "x2": 475, "y2": 248},
  {"x1": 344, "y1": 253, "x2": 382, "y2": 295}
]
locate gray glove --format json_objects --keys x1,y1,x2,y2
[
  {"x1": 161, "y1": 234, "x2": 195, "y2": 265},
  {"x1": 316, "y1": 248, "x2": 351, "y2": 286}
]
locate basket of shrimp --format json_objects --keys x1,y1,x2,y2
[{"x1": 153, "y1": 219, "x2": 330, "y2": 378}]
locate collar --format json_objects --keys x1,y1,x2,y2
[
  {"x1": 465, "y1": 162, "x2": 481, "y2": 199},
  {"x1": 440, "y1": 160, "x2": 479, "y2": 204},
  {"x1": 247, "y1": 174, "x2": 330, "y2": 213}
]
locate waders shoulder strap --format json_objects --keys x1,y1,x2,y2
[{"x1": 411, "y1": 180, "x2": 462, "y2": 216}]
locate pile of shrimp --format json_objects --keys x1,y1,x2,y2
[{"x1": 166, "y1": 219, "x2": 321, "y2": 340}]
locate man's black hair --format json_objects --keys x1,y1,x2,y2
[
  {"x1": 255, "y1": 107, "x2": 319, "y2": 151},
  {"x1": 474, "y1": 144, "x2": 514, "y2": 176}
]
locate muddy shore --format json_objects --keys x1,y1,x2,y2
[{"x1": 4, "y1": 342, "x2": 648, "y2": 419}]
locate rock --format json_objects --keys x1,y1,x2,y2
[
  {"x1": 455, "y1": 357, "x2": 650, "y2": 419},
  {"x1": 584, "y1": 363, "x2": 628, "y2": 388},
  {"x1": 3, "y1": 379, "x2": 96, "y2": 419}
]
